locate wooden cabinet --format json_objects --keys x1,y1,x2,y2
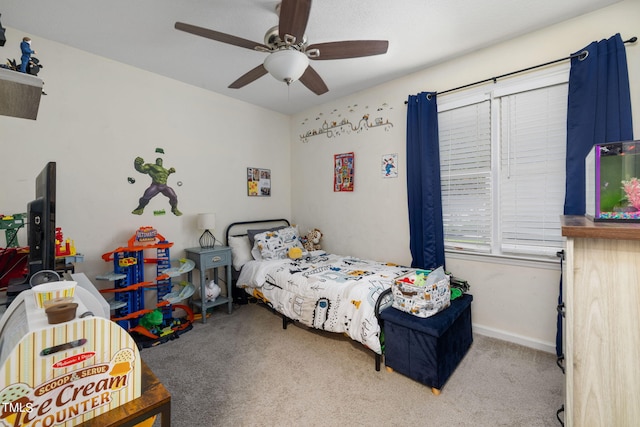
[{"x1": 561, "y1": 216, "x2": 640, "y2": 426}]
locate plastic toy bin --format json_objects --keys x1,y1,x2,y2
[{"x1": 380, "y1": 294, "x2": 473, "y2": 393}]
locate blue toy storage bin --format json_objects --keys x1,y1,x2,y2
[{"x1": 380, "y1": 293, "x2": 473, "y2": 394}]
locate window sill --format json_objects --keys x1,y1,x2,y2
[{"x1": 445, "y1": 249, "x2": 561, "y2": 270}]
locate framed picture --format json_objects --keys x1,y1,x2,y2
[
  {"x1": 247, "y1": 167, "x2": 271, "y2": 196},
  {"x1": 382, "y1": 153, "x2": 398, "y2": 178},
  {"x1": 334, "y1": 152, "x2": 354, "y2": 192}
]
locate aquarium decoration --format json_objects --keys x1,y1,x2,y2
[{"x1": 586, "y1": 141, "x2": 640, "y2": 221}]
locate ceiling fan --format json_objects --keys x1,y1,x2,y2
[{"x1": 174, "y1": 0, "x2": 389, "y2": 95}]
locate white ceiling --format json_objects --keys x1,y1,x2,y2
[{"x1": 1, "y1": 0, "x2": 621, "y2": 115}]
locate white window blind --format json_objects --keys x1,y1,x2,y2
[
  {"x1": 499, "y1": 84, "x2": 568, "y2": 256},
  {"x1": 439, "y1": 100, "x2": 492, "y2": 252},
  {"x1": 437, "y1": 67, "x2": 569, "y2": 260}
]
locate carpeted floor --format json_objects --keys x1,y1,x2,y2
[{"x1": 142, "y1": 302, "x2": 564, "y2": 427}]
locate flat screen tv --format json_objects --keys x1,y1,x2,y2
[
  {"x1": 27, "y1": 162, "x2": 56, "y2": 277},
  {"x1": 5, "y1": 162, "x2": 56, "y2": 303}
]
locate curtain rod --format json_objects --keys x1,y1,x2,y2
[{"x1": 405, "y1": 36, "x2": 637, "y2": 102}]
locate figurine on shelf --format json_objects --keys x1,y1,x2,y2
[
  {"x1": 204, "y1": 280, "x2": 221, "y2": 302},
  {"x1": 19, "y1": 37, "x2": 36, "y2": 73}
]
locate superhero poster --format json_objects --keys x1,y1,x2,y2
[{"x1": 334, "y1": 152, "x2": 354, "y2": 192}]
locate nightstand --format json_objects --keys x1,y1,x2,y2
[{"x1": 184, "y1": 246, "x2": 233, "y2": 323}]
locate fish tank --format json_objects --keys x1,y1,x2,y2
[{"x1": 585, "y1": 141, "x2": 640, "y2": 221}]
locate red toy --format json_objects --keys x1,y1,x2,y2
[{"x1": 55, "y1": 227, "x2": 76, "y2": 257}]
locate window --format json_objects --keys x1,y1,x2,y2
[{"x1": 438, "y1": 65, "x2": 569, "y2": 259}]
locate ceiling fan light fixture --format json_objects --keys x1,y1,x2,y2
[{"x1": 263, "y1": 49, "x2": 309, "y2": 84}]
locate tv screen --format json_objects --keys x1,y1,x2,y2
[{"x1": 27, "y1": 162, "x2": 56, "y2": 277}]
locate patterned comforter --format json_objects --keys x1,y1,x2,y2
[{"x1": 236, "y1": 252, "x2": 413, "y2": 354}]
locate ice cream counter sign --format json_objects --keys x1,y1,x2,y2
[{"x1": 0, "y1": 348, "x2": 136, "y2": 427}]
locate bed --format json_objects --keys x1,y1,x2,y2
[{"x1": 225, "y1": 219, "x2": 413, "y2": 370}]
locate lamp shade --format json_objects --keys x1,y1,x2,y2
[
  {"x1": 197, "y1": 213, "x2": 216, "y2": 230},
  {"x1": 263, "y1": 49, "x2": 309, "y2": 84}
]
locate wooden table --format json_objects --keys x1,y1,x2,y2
[{"x1": 80, "y1": 360, "x2": 171, "y2": 426}]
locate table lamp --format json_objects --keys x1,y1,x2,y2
[{"x1": 197, "y1": 213, "x2": 217, "y2": 248}]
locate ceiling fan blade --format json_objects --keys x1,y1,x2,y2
[
  {"x1": 299, "y1": 66, "x2": 328, "y2": 95},
  {"x1": 278, "y1": 0, "x2": 312, "y2": 43},
  {"x1": 307, "y1": 40, "x2": 389, "y2": 60},
  {"x1": 228, "y1": 64, "x2": 269, "y2": 89},
  {"x1": 175, "y1": 22, "x2": 268, "y2": 51}
]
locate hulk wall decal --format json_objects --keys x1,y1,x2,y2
[{"x1": 131, "y1": 154, "x2": 182, "y2": 216}]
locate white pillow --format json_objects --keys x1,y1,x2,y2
[{"x1": 228, "y1": 235, "x2": 253, "y2": 271}]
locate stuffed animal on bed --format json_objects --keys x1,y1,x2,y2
[{"x1": 303, "y1": 228, "x2": 322, "y2": 251}]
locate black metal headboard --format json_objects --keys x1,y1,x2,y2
[{"x1": 225, "y1": 219, "x2": 291, "y2": 246}]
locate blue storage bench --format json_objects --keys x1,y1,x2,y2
[{"x1": 380, "y1": 294, "x2": 473, "y2": 394}]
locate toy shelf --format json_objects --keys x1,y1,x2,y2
[{"x1": 98, "y1": 227, "x2": 195, "y2": 348}]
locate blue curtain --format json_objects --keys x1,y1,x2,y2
[
  {"x1": 563, "y1": 33, "x2": 634, "y2": 215},
  {"x1": 557, "y1": 33, "x2": 634, "y2": 361},
  {"x1": 406, "y1": 92, "x2": 445, "y2": 269}
]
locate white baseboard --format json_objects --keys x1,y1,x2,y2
[{"x1": 473, "y1": 323, "x2": 556, "y2": 354}]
